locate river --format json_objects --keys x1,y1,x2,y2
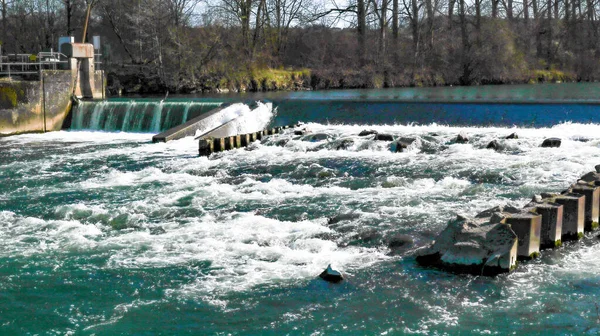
[{"x1": 2, "y1": 83, "x2": 600, "y2": 334}]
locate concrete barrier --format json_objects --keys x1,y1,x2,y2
[
  {"x1": 550, "y1": 193, "x2": 585, "y2": 240},
  {"x1": 531, "y1": 202, "x2": 563, "y2": 248},
  {"x1": 198, "y1": 126, "x2": 292, "y2": 157},
  {"x1": 504, "y1": 212, "x2": 542, "y2": 259},
  {"x1": 570, "y1": 183, "x2": 600, "y2": 231}
]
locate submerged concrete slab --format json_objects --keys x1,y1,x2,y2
[{"x1": 152, "y1": 103, "x2": 227, "y2": 142}]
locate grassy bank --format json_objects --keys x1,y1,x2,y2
[{"x1": 106, "y1": 66, "x2": 580, "y2": 96}]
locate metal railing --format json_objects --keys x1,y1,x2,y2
[{"x1": 0, "y1": 51, "x2": 69, "y2": 78}]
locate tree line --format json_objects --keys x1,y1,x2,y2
[{"x1": 1, "y1": 0, "x2": 599, "y2": 92}]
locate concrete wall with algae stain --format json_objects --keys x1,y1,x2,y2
[{"x1": 0, "y1": 70, "x2": 79, "y2": 136}]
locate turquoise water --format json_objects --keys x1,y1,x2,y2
[{"x1": 4, "y1": 85, "x2": 600, "y2": 334}]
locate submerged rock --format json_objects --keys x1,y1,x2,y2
[
  {"x1": 390, "y1": 140, "x2": 410, "y2": 153},
  {"x1": 374, "y1": 133, "x2": 394, "y2": 141},
  {"x1": 416, "y1": 214, "x2": 518, "y2": 275},
  {"x1": 486, "y1": 140, "x2": 503, "y2": 151},
  {"x1": 387, "y1": 234, "x2": 415, "y2": 250},
  {"x1": 359, "y1": 129, "x2": 378, "y2": 137},
  {"x1": 302, "y1": 133, "x2": 330, "y2": 142},
  {"x1": 319, "y1": 264, "x2": 344, "y2": 283},
  {"x1": 541, "y1": 138, "x2": 561, "y2": 148},
  {"x1": 454, "y1": 133, "x2": 469, "y2": 144},
  {"x1": 335, "y1": 139, "x2": 355, "y2": 150},
  {"x1": 327, "y1": 213, "x2": 360, "y2": 225}
]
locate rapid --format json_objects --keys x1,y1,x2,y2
[{"x1": 3, "y1": 92, "x2": 600, "y2": 334}]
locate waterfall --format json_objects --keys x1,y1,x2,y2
[{"x1": 69, "y1": 99, "x2": 224, "y2": 133}]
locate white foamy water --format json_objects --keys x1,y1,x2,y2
[{"x1": 3, "y1": 122, "x2": 600, "y2": 313}]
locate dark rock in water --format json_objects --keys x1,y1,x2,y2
[
  {"x1": 390, "y1": 141, "x2": 409, "y2": 153},
  {"x1": 572, "y1": 136, "x2": 590, "y2": 142},
  {"x1": 387, "y1": 234, "x2": 414, "y2": 250},
  {"x1": 486, "y1": 140, "x2": 502, "y2": 151},
  {"x1": 359, "y1": 130, "x2": 378, "y2": 136},
  {"x1": 416, "y1": 214, "x2": 518, "y2": 275},
  {"x1": 349, "y1": 229, "x2": 382, "y2": 246},
  {"x1": 454, "y1": 133, "x2": 469, "y2": 144},
  {"x1": 541, "y1": 138, "x2": 561, "y2": 148},
  {"x1": 149, "y1": 226, "x2": 166, "y2": 235},
  {"x1": 319, "y1": 264, "x2": 344, "y2": 283},
  {"x1": 328, "y1": 213, "x2": 360, "y2": 225},
  {"x1": 294, "y1": 130, "x2": 305, "y2": 136},
  {"x1": 505, "y1": 133, "x2": 519, "y2": 139},
  {"x1": 302, "y1": 133, "x2": 330, "y2": 142},
  {"x1": 595, "y1": 164, "x2": 600, "y2": 174},
  {"x1": 374, "y1": 133, "x2": 394, "y2": 141},
  {"x1": 336, "y1": 139, "x2": 354, "y2": 150}
]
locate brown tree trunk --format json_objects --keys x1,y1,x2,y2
[
  {"x1": 448, "y1": 0, "x2": 455, "y2": 21},
  {"x1": 380, "y1": 0, "x2": 388, "y2": 56},
  {"x1": 492, "y1": 0, "x2": 499, "y2": 18},
  {"x1": 411, "y1": 0, "x2": 419, "y2": 54},
  {"x1": 357, "y1": 0, "x2": 366, "y2": 65},
  {"x1": 459, "y1": 0, "x2": 470, "y2": 84},
  {"x1": 393, "y1": 0, "x2": 399, "y2": 40}
]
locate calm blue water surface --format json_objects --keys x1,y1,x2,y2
[{"x1": 3, "y1": 84, "x2": 600, "y2": 335}]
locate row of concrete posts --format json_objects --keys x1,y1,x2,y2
[{"x1": 198, "y1": 125, "x2": 296, "y2": 156}]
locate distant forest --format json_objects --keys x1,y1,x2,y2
[{"x1": 1, "y1": 0, "x2": 599, "y2": 93}]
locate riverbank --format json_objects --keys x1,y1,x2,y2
[{"x1": 106, "y1": 66, "x2": 577, "y2": 97}]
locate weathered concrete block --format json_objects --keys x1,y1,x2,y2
[
  {"x1": 62, "y1": 43, "x2": 94, "y2": 58},
  {"x1": 530, "y1": 202, "x2": 563, "y2": 248},
  {"x1": 505, "y1": 212, "x2": 542, "y2": 259},
  {"x1": 198, "y1": 139, "x2": 214, "y2": 156},
  {"x1": 552, "y1": 193, "x2": 585, "y2": 240},
  {"x1": 416, "y1": 214, "x2": 518, "y2": 275},
  {"x1": 570, "y1": 183, "x2": 600, "y2": 231},
  {"x1": 251, "y1": 132, "x2": 258, "y2": 142}
]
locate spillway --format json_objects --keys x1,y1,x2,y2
[{"x1": 68, "y1": 99, "x2": 224, "y2": 133}]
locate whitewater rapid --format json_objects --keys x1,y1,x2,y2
[{"x1": 4, "y1": 121, "x2": 600, "y2": 334}]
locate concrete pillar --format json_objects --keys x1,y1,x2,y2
[
  {"x1": 505, "y1": 212, "x2": 542, "y2": 259},
  {"x1": 199, "y1": 139, "x2": 214, "y2": 156},
  {"x1": 570, "y1": 183, "x2": 600, "y2": 231},
  {"x1": 233, "y1": 135, "x2": 241, "y2": 148},
  {"x1": 225, "y1": 136, "x2": 235, "y2": 150},
  {"x1": 257, "y1": 132, "x2": 263, "y2": 141},
  {"x1": 532, "y1": 202, "x2": 563, "y2": 248},
  {"x1": 241, "y1": 134, "x2": 251, "y2": 147},
  {"x1": 553, "y1": 193, "x2": 585, "y2": 240},
  {"x1": 214, "y1": 138, "x2": 226, "y2": 152},
  {"x1": 250, "y1": 132, "x2": 258, "y2": 142}
]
